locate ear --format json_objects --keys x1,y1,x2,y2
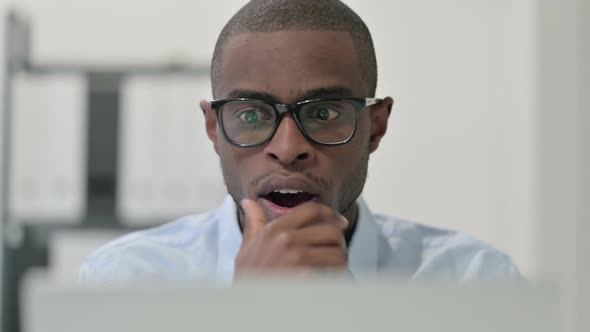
[
  {"x1": 200, "y1": 100, "x2": 220, "y2": 155},
  {"x1": 369, "y1": 97, "x2": 394, "y2": 153}
]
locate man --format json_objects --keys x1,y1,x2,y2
[{"x1": 80, "y1": 0, "x2": 521, "y2": 284}]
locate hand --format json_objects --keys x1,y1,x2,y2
[{"x1": 234, "y1": 199, "x2": 349, "y2": 278}]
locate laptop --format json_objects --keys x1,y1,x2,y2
[{"x1": 21, "y1": 271, "x2": 559, "y2": 332}]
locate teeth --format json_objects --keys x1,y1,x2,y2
[{"x1": 273, "y1": 189, "x2": 304, "y2": 194}]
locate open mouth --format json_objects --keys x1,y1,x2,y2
[{"x1": 261, "y1": 189, "x2": 316, "y2": 208}]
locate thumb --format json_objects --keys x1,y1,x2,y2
[{"x1": 240, "y1": 199, "x2": 267, "y2": 241}]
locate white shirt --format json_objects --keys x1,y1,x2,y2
[{"x1": 80, "y1": 195, "x2": 522, "y2": 284}]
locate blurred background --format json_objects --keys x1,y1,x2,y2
[{"x1": 0, "y1": 0, "x2": 587, "y2": 331}]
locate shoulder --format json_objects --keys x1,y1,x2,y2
[
  {"x1": 79, "y1": 211, "x2": 220, "y2": 284},
  {"x1": 372, "y1": 214, "x2": 522, "y2": 282}
]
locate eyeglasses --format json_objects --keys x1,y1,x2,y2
[{"x1": 210, "y1": 97, "x2": 383, "y2": 148}]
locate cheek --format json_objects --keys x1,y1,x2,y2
[
  {"x1": 217, "y1": 139, "x2": 263, "y2": 190},
  {"x1": 317, "y1": 141, "x2": 366, "y2": 178},
  {"x1": 356, "y1": 112, "x2": 373, "y2": 142},
  {"x1": 217, "y1": 129, "x2": 246, "y2": 165},
  {"x1": 217, "y1": 139, "x2": 241, "y2": 184},
  {"x1": 316, "y1": 113, "x2": 372, "y2": 169},
  {"x1": 341, "y1": 113, "x2": 371, "y2": 155},
  {"x1": 323, "y1": 116, "x2": 371, "y2": 176}
]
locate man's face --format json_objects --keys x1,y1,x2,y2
[{"x1": 202, "y1": 30, "x2": 391, "y2": 221}]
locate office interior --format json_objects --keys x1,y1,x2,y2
[{"x1": 0, "y1": 1, "x2": 587, "y2": 331}]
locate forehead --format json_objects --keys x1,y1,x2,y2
[{"x1": 215, "y1": 30, "x2": 367, "y2": 102}]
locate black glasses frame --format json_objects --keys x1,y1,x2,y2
[{"x1": 210, "y1": 97, "x2": 383, "y2": 148}]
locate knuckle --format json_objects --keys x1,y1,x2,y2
[
  {"x1": 289, "y1": 250, "x2": 306, "y2": 265},
  {"x1": 274, "y1": 231, "x2": 293, "y2": 248},
  {"x1": 318, "y1": 204, "x2": 334, "y2": 216},
  {"x1": 323, "y1": 224, "x2": 343, "y2": 240},
  {"x1": 326, "y1": 223, "x2": 341, "y2": 234},
  {"x1": 329, "y1": 210, "x2": 344, "y2": 222},
  {"x1": 265, "y1": 220, "x2": 281, "y2": 234}
]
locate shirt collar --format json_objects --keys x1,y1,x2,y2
[{"x1": 215, "y1": 195, "x2": 380, "y2": 283}]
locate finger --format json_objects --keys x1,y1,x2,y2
[
  {"x1": 282, "y1": 223, "x2": 347, "y2": 249},
  {"x1": 295, "y1": 247, "x2": 348, "y2": 268},
  {"x1": 271, "y1": 202, "x2": 349, "y2": 230},
  {"x1": 240, "y1": 199, "x2": 267, "y2": 241}
]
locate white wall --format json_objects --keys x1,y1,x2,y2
[
  {"x1": 2, "y1": 0, "x2": 540, "y2": 277},
  {"x1": 535, "y1": 0, "x2": 586, "y2": 331},
  {"x1": 355, "y1": 0, "x2": 538, "y2": 278},
  {"x1": 578, "y1": 0, "x2": 588, "y2": 330}
]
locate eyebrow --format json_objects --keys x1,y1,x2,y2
[
  {"x1": 225, "y1": 86, "x2": 357, "y2": 103},
  {"x1": 226, "y1": 90, "x2": 279, "y2": 102}
]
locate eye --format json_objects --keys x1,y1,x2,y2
[
  {"x1": 308, "y1": 107, "x2": 341, "y2": 121},
  {"x1": 235, "y1": 108, "x2": 273, "y2": 124}
]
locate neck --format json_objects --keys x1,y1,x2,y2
[{"x1": 342, "y1": 201, "x2": 359, "y2": 246}]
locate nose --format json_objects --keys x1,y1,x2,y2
[{"x1": 264, "y1": 115, "x2": 315, "y2": 165}]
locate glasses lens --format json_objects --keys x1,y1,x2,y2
[
  {"x1": 220, "y1": 101, "x2": 276, "y2": 145},
  {"x1": 298, "y1": 101, "x2": 357, "y2": 143}
]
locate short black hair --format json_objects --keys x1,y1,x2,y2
[{"x1": 211, "y1": 0, "x2": 378, "y2": 98}]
